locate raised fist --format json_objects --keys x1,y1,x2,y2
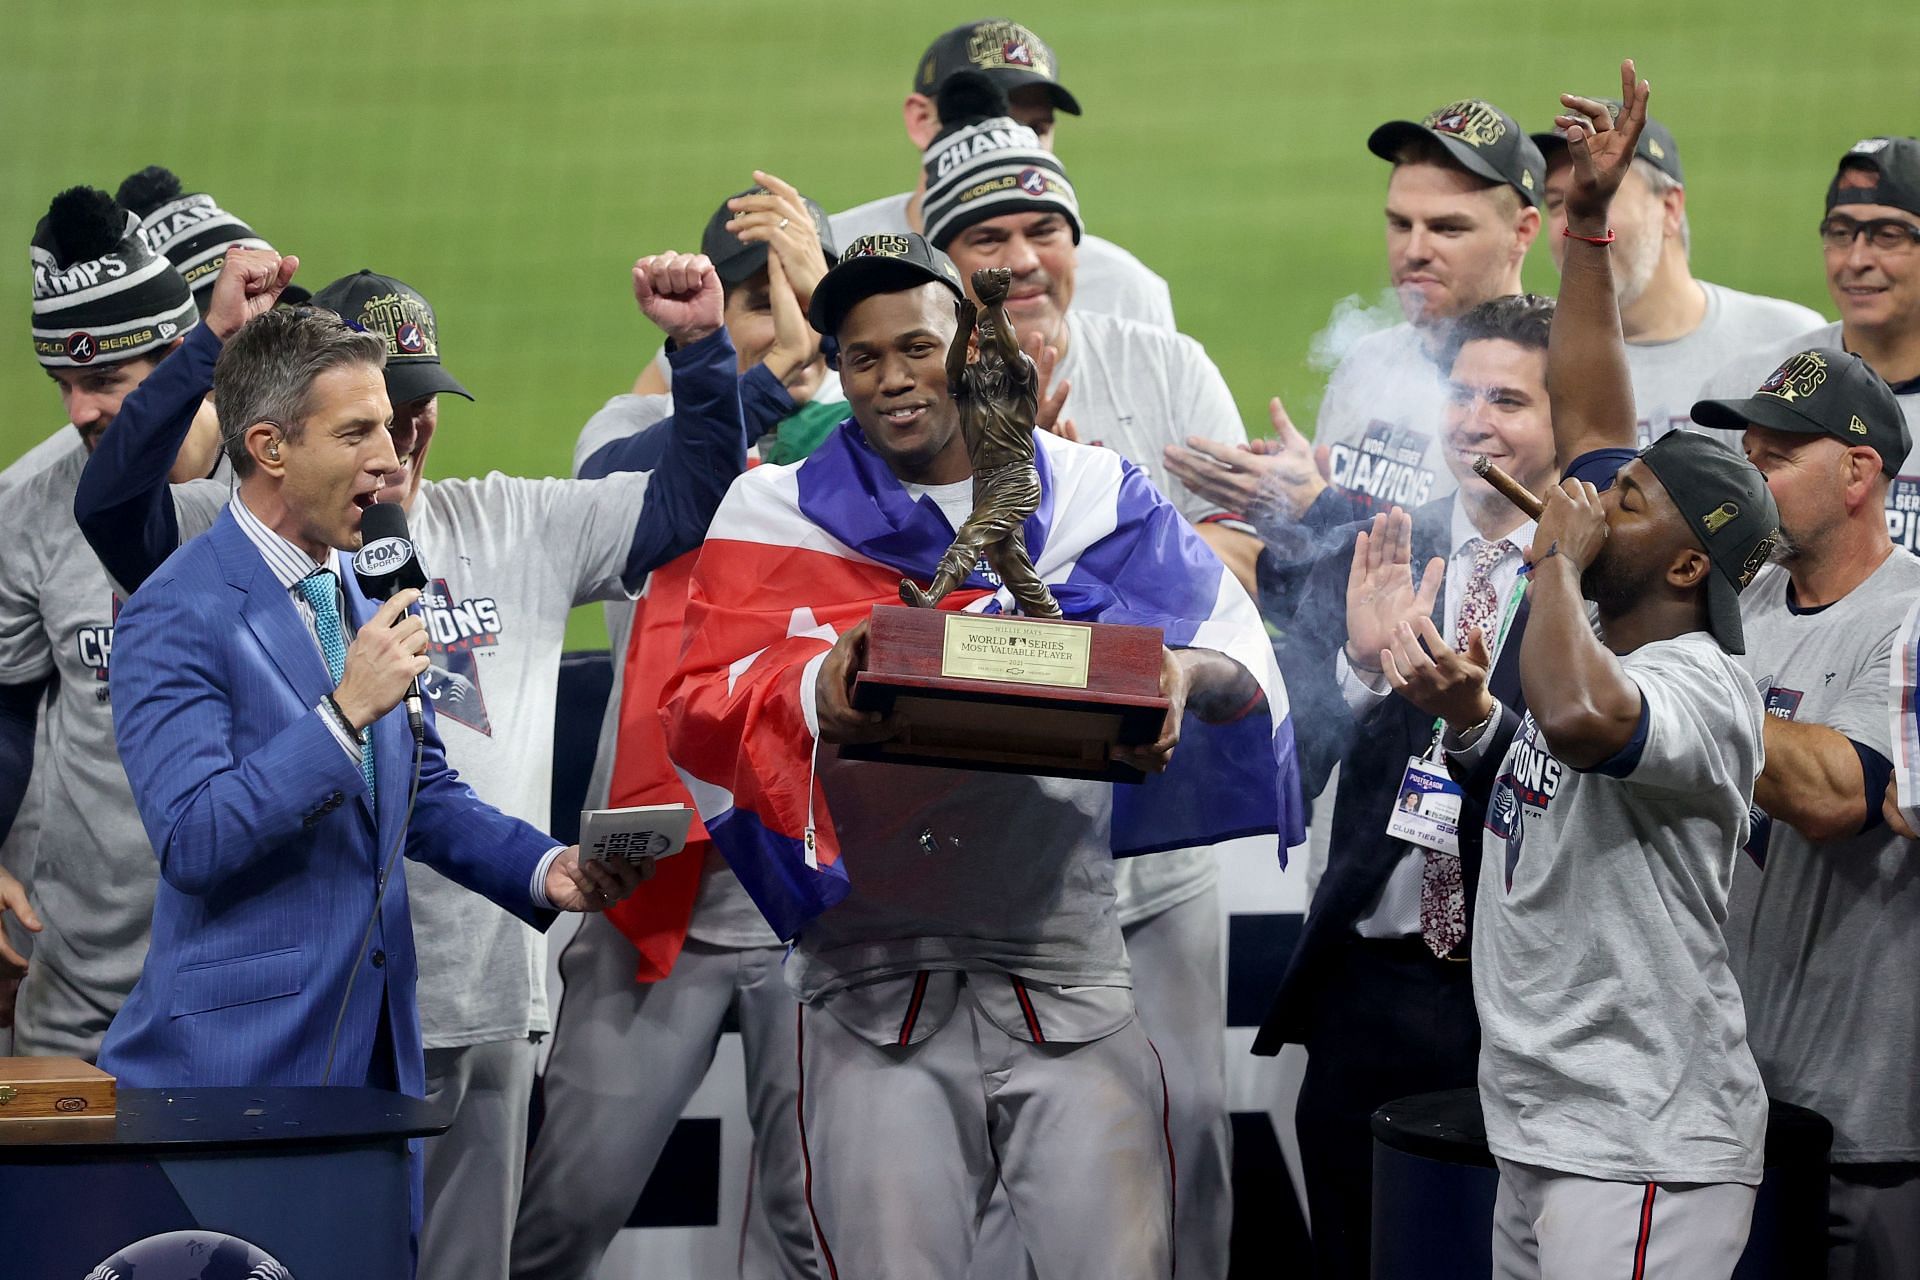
[{"x1": 973, "y1": 267, "x2": 1012, "y2": 307}]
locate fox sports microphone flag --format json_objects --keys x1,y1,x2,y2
[{"x1": 662, "y1": 420, "x2": 1304, "y2": 941}]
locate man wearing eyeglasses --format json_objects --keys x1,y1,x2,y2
[{"x1": 1702, "y1": 137, "x2": 1920, "y2": 551}]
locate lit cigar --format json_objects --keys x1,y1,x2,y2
[{"x1": 1471, "y1": 454, "x2": 1545, "y2": 519}]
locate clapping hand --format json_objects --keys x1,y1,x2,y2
[
  {"x1": 1345, "y1": 508, "x2": 1444, "y2": 674},
  {"x1": 726, "y1": 171, "x2": 829, "y2": 308},
  {"x1": 1162, "y1": 397, "x2": 1329, "y2": 530}
]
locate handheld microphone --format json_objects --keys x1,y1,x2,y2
[{"x1": 352, "y1": 502, "x2": 429, "y2": 743}]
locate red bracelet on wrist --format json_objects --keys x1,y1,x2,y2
[{"x1": 1562, "y1": 227, "x2": 1616, "y2": 245}]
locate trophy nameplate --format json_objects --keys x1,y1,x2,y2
[{"x1": 846, "y1": 606, "x2": 1168, "y2": 783}]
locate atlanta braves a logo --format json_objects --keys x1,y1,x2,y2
[
  {"x1": 419, "y1": 579, "x2": 501, "y2": 734},
  {"x1": 66, "y1": 332, "x2": 96, "y2": 364},
  {"x1": 1018, "y1": 168, "x2": 1049, "y2": 196}
]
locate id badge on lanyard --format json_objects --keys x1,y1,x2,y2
[{"x1": 1383, "y1": 575, "x2": 1527, "y2": 857}]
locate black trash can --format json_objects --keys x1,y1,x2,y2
[{"x1": 1368, "y1": 1089, "x2": 1831, "y2": 1279}]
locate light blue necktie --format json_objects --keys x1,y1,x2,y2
[{"x1": 298, "y1": 570, "x2": 376, "y2": 813}]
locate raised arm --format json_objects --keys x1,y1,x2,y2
[
  {"x1": 73, "y1": 249, "x2": 297, "y2": 592},
  {"x1": 1520, "y1": 480, "x2": 1645, "y2": 768},
  {"x1": 946, "y1": 294, "x2": 978, "y2": 392},
  {"x1": 1546, "y1": 59, "x2": 1651, "y2": 465}
]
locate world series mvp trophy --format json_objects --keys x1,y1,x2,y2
[{"x1": 844, "y1": 268, "x2": 1170, "y2": 782}]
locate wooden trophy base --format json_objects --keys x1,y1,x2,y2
[
  {"x1": 0, "y1": 1057, "x2": 116, "y2": 1140},
  {"x1": 846, "y1": 605, "x2": 1169, "y2": 782}
]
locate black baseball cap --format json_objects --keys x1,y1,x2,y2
[
  {"x1": 1531, "y1": 104, "x2": 1683, "y2": 184},
  {"x1": 914, "y1": 19, "x2": 1081, "y2": 117},
  {"x1": 1692, "y1": 347, "x2": 1911, "y2": 477},
  {"x1": 700, "y1": 187, "x2": 837, "y2": 289},
  {"x1": 1827, "y1": 137, "x2": 1920, "y2": 217},
  {"x1": 1637, "y1": 431, "x2": 1782, "y2": 656},
  {"x1": 1369, "y1": 99, "x2": 1546, "y2": 208},
  {"x1": 310, "y1": 270, "x2": 472, "y2": 404},
  {"x1": 807, "y1": 233, "x2": 966, "y2": 338}
]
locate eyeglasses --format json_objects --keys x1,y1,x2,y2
[{"x1": 1819, "y1": 215, "x2": 1920, "y2": 252}]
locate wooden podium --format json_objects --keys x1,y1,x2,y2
[{"x1": 847, "y1": 605, "x2": 1169, "y2": 782}]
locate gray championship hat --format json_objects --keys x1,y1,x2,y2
[
  {"x1": 1637, "y1": 431, "x2": 1783, "y2": 655},
  {"x1": 1692, "y1": 347, "x2": 1910, "y2": 477},
  {"x1": 1370, "y1": 99, "x2": 1547, "y2": 208}
]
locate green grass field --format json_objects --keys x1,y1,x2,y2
[{"x1": 6, "y1": 0, "x2": 1915, "y2": 646}]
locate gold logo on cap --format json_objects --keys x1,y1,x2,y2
[
  {"x1": 1648, "y1": 139, "x2": 1667, "y2": 160},
  {"x1": 1756, "y1": 351, "x2": 1828, "y2": 403},
  {"x1": 1702, "y1": 502, "x2": 1739, "y2": 533},
  {"x1": 358, "y1": 291, "x2": 438, "y2": 361},
  {"x1": 966, "y1": 22, "x2": 1053, "y2": 78},
  {"x1": 1424, "y1": 101, "x2": 1507, "y2": 149},
  {"x1": 1521, "y1": 171, "x2": 1535, "y2": 189},
  {"x1": 843, "y1": 234, "x2": 912, "y2": 262},
  {"x1": 1741, "y1": 531, "x2": 1782, "y2": 587},
  {"x1": 1849, "y1": 414, "x2": 1869, "y2": 435}
]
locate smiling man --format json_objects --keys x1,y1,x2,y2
[
  {"x1": 1701, "y1": 137, "x2": 1920, "y2": 552},
  {"x1": 662, "y1": 232, "x2": 1301, "y2": 1278},
  {"x1": 0, "y1": 186, "x2": 201, "y2": 1059},
  {"x1": 94, "y1": 305, "x2": 646, "y2": 1248},
  {"x1": 72, "y1": 250, "x2": 744, "y2": 1280}
]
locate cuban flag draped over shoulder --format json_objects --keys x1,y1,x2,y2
[{"x1": 662, "y1": 421, "x2": 1304, "y2": 941}]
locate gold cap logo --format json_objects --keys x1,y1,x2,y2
[
  {"x1": 1741, "y1": 531, "x2": 1783, "y2": 587},
  {"x1": 1702, "y1": 502, "x2": 1739, "y2": 533},
  {"x1": 1424, "y1": 100, "x2": 1507, "y2": 149},
  {"x1": 1849, "y1": 414, "x2": 1869, "y2": 435},
  {"x1": 1756, "y1": 351, "x2": 1828, "y2": 403},
  {"x1": 843, "y1": 234, "x2": 912, "y2": 262},
  {"x1": 1647, "y1": 139, "x2": 1667, "y2": 160},
  {"x1": 965, "y1": 22, "x2": 1053, "y2": 78}
]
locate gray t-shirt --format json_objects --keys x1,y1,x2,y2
[
  {"x1": 787, "y1": 752, "x2": 1129, "y2": 1002},
  {"x1": 1729, "y1": 554, "x2": 1920, "y2": 1161},
  {"x1": 0, "y1": 447, "x2": 158, "y2": 1057},
  {"x1": 1313, "y1": 322, "x2": 1456, "y2": 510},
  {"x1": 1625, "y1": 281, "x2": 1825, "y2": 445},
  {"x1": 575, "y1": 393, "x2": 780, "y2": 951},
  {"x1": 829, "y1": 191, "x2": 1176, "y2": 331},
  {"x1": 1702, "y1": 320, "x2": 1920, "y2": 552},
  {"x1": 0, "y1": 429, "x2": 77, "y2": 961},
  {"x1": 169, "y1": 469, "x2": 657, "y2": 1047},
  {"x1": 1008, "y1": 311, "x2": 1250, "y2": 923},
  {"x1": 1473, "y1": 631, "x2": 1767, "y2": 1185}
]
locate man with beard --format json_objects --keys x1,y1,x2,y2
[
  {"x1": 1439, "y1": 66, "x2": 1779, "y2": 1277},
  {"x1": 1700, "y1": 137, "x2": 1920, "y2": 552},
  {"x1": 0, "y1": 186, "x2": 203, "y2": 1058},
  {"x1": 1692, "y1": 355, "x2": 1920, "y2": 1279},
  {"x1": 73, "y1": 249, "x2": 745, "y2": 1280},
  {"x1": 1532, "y1": 110, "x2": 1822, "y2": 442}
]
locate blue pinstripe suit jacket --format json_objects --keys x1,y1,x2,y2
[{"x1": 97, "y1": 507, "x2": 558, "y2": 1095}]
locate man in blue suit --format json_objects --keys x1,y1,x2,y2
[{"x1": 97, "y1": 305, "x2": 644, "y2": 1099}]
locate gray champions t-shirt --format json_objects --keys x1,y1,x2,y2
[
  {"x1": 1730, "y1": 554, "x2": 1920, "y2": 1162},
  {"x1": 1473, "y1": 631, "x2": 1768, "y2": 1185},
  {"x1": 1313, "y1": 321, "x2": 1456, "y2": 510},
  {"x1": 0, "y1": 447, "x2": 159, "y2": 1057},
  {"x1": 574, "y1": 392, "x2": 780, "y2": 952},
  {"x1": 170, "y1": 469, "x2": 655, "y2": 1047},
  {"x1": 1626, "y1": 282, "x2": 1825, "y2": 445},
  {"x1": 829, "y1": 191, "x2": 1176, "y2": 331},
  {"x1": 1702, "y1": 320, "x2": 1920, "y2": 552}
]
